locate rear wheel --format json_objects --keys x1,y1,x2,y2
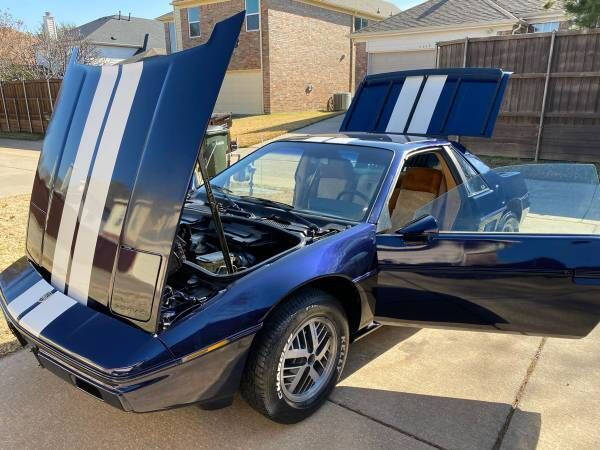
[
  {"x1": 241, "y1": 289, "x2": 349, "y2": 423},
  {"x1": 498, "y1": 211, "x2": 520, "y2": 233}
]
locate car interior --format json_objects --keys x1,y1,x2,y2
[
  {"x1": 388, "y1": 149, "x2": 460, "y2": 230},
  {"x1": 294, "y1": 150, "x2": 390, "y2": 221}
]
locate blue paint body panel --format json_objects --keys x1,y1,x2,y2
[{"x1": 341, "y1": 68, "x2": 511, "y2": 138}]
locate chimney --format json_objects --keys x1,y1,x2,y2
[{"x1": 43, "y1": 11, "x2": 57, "y2": 39}]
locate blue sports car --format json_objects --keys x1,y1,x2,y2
[{"x1": 2, "y1": 12, "x2": 600, "y2": 424}]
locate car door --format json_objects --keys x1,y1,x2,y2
[{"x1": 373, "y1": 163, "x2": 600, "y2": 338}]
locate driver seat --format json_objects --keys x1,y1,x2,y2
[
  {"x1": 391, "y1": 167, "x2": 443, "y2": 229},
  {"x1": 313, "y1": 158, "x2": 355, "y2": 201}
]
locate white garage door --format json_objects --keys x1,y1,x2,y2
[
  {"x1": 214, "y1": 70, "x2": 263, "y2": 115},
  {"x1": 368, "y1": 50, "x2": 436, "y2": 75}
]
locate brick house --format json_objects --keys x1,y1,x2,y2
[{"x1": 158, "y1": 0, "x2": 399, "y2": 114}]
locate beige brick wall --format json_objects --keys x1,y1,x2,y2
[
  {"x1": 179, "y1": 1, "x2": 261, "y2": 70},
  {"x1": 264, "y1": 0, "x2": 353, "y2": 112},
  {"x1": 175, "y1": 0, "x2": 370, "y2": 113}
]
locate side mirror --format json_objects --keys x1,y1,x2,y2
[
  {"x1": 232, "y1": 163, "x2": 255, "y2": 183},
  {"x1": 396, "y1": 215, "x2": 439, "y2": 240}
]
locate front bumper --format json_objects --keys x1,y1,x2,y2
[{"x1": 1, "y1": 258, "x2": 254, "y2": 412}]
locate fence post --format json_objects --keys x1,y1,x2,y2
[
  {"x1": 535, "y1": 31, "x2": 556, "y2": 162},
  {"x1": 0, "y1": 81, "x2": 10, "y2": 132},
  {"x1": 22, "y1": 80, "x2": 33, "y2": 133},
  {"x1": 13, "y1": 98, "x2": 20, "y2": 132},
  {"x1": 46, "y1": 79, "x2": 54, "y2": 112},
  {"x1": 36, "y1": 98, "x2": 44, "y2": 133}
]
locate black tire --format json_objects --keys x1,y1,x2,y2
[
  {"x1": 241, "y1": 289, "x2": 349, "y2": 424},
  {"x1": 497, "y1": 211, "x2": 520, "y2": 233}
]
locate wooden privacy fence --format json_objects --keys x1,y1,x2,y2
[
  {"x1": 437, "y1": 29, "x2": 600, "y2": 163},
  {"x1": 0, "y1": 79, "x2": 61, "y2": 134}
]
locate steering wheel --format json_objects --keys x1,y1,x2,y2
[{"x1": 336, "y1": 190, "x2": 369, "y2": 204}]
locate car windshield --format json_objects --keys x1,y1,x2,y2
[
  {"x1": 387, "y1": 163, "x2": 600, "y2": 234},
  {"x1": 201, "y1": 141, "x2": 393, "y2": 221}
]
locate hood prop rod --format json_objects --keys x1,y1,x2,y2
[{"x1": 197, "y1": 141, "x2": 235, "y2": 274}]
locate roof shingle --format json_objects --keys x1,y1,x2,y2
[
  {"x1": 75, "y1": 15, "x2": 166, "y2": 50},
  {"x1": 355, "y1": 0, "x2": 564, "y2": 34}
]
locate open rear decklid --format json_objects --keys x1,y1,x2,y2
[
  {"x1": 340, "y1": 68, "x2": 511, "y2": 138},
  {"x1": 24, "y1": 12, "x2": 245, "y2": 333}
]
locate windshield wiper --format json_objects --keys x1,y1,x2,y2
[
  {"x1": 238, "y1": 196, "x2": 322, "y2": 235},
  {"x1": 210, "y1": 185, "x2": 247, "y2": 213}
]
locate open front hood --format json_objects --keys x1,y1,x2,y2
[
  {"x1": 25, "y1": 12, "x2": 245, "y2": 333},
  {"x1": 341, "y1": 68, "x2": 511, "y2": 138}
]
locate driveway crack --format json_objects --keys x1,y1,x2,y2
[
  {"x1": 492, "y1": 337, "x2": 547, "y2": 450},
  {"x1": 327, "y1": 398, "x2": 448, "y2": 449}
]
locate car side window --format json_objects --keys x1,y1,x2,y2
[
  {"x1": 380, "y1": 148, "x2": 460, "y2": 233},
  {"x1": 452, "y1": 148, "x2": 489, "y2": 195}
]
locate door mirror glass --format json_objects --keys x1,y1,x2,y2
[
  {"x1": 232, "y1": 163, "x2": 256, "y2": 183},
  {"x1": 397, "y1": 214, "x2": 439, "y2": 236}
]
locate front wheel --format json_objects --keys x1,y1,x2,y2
[{"x1": 241, "y1": 289, "x2": 349, "y2": 423}]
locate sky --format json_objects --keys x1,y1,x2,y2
[{"x1": 2, "y1": 0, "x2": 424, "y2": 30}]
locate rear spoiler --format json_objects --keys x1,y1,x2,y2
[{"x1": 340, "y1": 68, "x2": 511, "y2": 138}]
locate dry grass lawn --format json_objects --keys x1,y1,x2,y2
[
  {"x1": 230, "y1": 111, "x2": 342, "y2": 148},
  {"x1": 0, "y1": 194, "x2": 30, "y2": 356}
]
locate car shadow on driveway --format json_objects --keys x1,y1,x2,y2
[
  {"x1": 330, "y1": 386, "x2": 541, "y2": 450},
  {"x1": 341, "y1": 325, "x2": 421, "y2": 380},
  {"x1": 332, "y1": 326, "x2": 541, "y2": 450}
]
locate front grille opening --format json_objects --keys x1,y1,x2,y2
[{"x1": 74, "y1": 377, "x2": 102, "y2": 400}]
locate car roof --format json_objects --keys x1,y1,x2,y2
[{"x1": 279, "y1": 132, "x2": 453, "y2": 156}]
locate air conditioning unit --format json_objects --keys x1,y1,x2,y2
[{"x1": 332, "y1": 92, "x2": 352, "y2": 111}]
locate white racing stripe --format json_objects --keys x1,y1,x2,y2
[
  {"x1": 385, "y1": 76, "x2": 423, "y2": 133},
  {"x1": 327, "y1": 137, "x2": 358, "y2": 144},
  {"x1": 407, "y1": 75, "x2": 447, "y2": 134},
  {"x1": 51, "y1": 66, "x2": 119, "y2": 292},
  {"x1": 6, "y1": 279, "x2": 53, "y2": 318},
  {"x1": 67, "y1": 62, "x2": 144, "y2": 304},
  {"x1": 19, "y1": 291, "x2": 77, "y2": 337},
  {"x1": 304, "y1": 136, "x2": 331, "y2": 142}
]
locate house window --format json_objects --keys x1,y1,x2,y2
[
  {"x1": 354, "y1": 17, "x2": 369, "y2": 31},
  {"x1": 188, "y1": 7, "x2": 201, "y2": 38},
  {"x1": 528, "y1": 22, "x2": 560, "y2": 33},
  {"x1": 246, "y1": 0, "x2": 260, "y2": 31},
  {"x1": 167, "y1": 22, "x2": 177, "y2": 53}
]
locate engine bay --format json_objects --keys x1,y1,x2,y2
[{"x1": 159, "y1": 209, "x2": 307, "y2": 331}]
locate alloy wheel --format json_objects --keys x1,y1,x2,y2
[{"x1": 279, "y1": 317, "x2": 338, "y2": 403}]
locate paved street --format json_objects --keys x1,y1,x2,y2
[{"x1": 0, "y1": 139, "x2": 41, "y2": 197}]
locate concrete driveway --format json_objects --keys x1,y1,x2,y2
[
  {"x1": 0, "y1": 138, "x2": 41, "y2": 197},
  {"x1": 1, "y1": 326, "x2": 599, "y2": 449}
]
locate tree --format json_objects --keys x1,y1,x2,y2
[
  {"x1": 545, "y1": 0, "x2": 600, "y2": 28},
  {"x1": 0, "y1": 9, "x2": 37, "y2": 81},
  {"x1": 34, "y1": 23, "x2": 100, "y2": 79}
]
